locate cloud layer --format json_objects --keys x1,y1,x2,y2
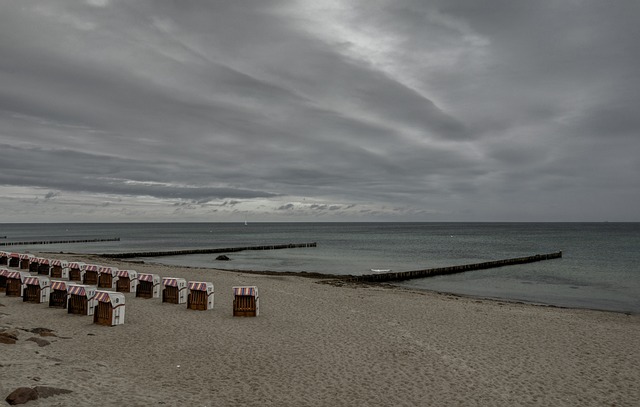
[{"x1": 1, "y1": 0, "x2": 639, "y2": 222}]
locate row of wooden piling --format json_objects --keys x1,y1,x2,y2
[
  {"x1": 347, "y1": 251, "x2": 563, "y2": 283},
  {"x1": 101, "y1": 242, "x2": 318, "y2": 259},
  {"x1": 0, "y1": 238, "x2": 121, "y2": 246}
]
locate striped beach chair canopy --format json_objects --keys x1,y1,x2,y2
[
  {"x1": 51, "y1": 259, "x2": 68, "y2": 267},
  {"x1": 233, "y1": 286, "x2": 258, "y2": 297},
  {"x1": 10, "y1": 252, "x2": 21, "y2": 258},
  {"x1": 138, "y1": 273, "x2": 157, "y2": 282},
  {"x1": 188, "y1": 281, "x2": 211, "y2": 291},
  {"x1": 0, "y1": 268, "x2": 9, "y2": 276},
  {"x1": 68, "y1": 261, "x2": 85, "y2": 269},
  {"x1": 95, "y1": 291, "x2": 125, "y2": 305},
  {"x1": 23, "y1": 276, "x2": 40, "y2": 286},
  {"x1": 116, "y1": 270, "x2": 136, "y2": 278},
  {"x1": 6, "y1": 271, "x2": 24, "y2": 280},
  {"x1": 51, "y1": 280, "x2": 68, "y2": 291},
  {"x1": 33, "y1": 257, "x2": 50, "y2": 264},
  {"x1": 85, "y1": 264, "x2": 100, "y2": 272},
  {"x1": 68, "y1": 285, "x2": 88, "y2": 296},
  {"x1": 163, "y1": 277, "x2": 178, "y2": 287},
  {"x1": 99, "y1": 266, "x2": 118, "y2": 275},
  {"x1": 19, "y1": 253, "x2": 33, "y2": 260}
]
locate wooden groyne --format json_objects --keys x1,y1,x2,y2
[
  {"x1": 347, "y1": 251, "x2": 562, "y2": 283},
  {"x1": 101, "y1": 242, "x2": 318, "y2": 259},
  {"x1": 0, "y1": 238, "x2": 120, "y2": 246}
]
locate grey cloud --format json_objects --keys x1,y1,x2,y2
[{"x1": 0, "y1": 0, "x2": 639, "y2": 221}]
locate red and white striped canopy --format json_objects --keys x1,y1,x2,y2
[
  {"x1": 51, "y1": 259, "x2": 67, "y2": 266},
  {"x1": 85, "y1": 264, "x2": 99, "y2": 272},
  {"x1": 51, "y1": 281, "x2": 68, "y2": 291},
  {"x1": 233, "y1": 286, "x2": 257, "y2": 297},
  {"x1": 68, "y1": 285, "x2": 87, "y2": 296},
  {"x1": 163, "y1": 278, "x2": 179, "y2": 287},
  {"x1": 23, "y1": 277, "x2": 40, "y2": 285},
  {"x1": 5, "y1": 271, "x2": 22, "y2": 279},
  {"x1": 68, "y1": 262, "x2": 84, "y2": 269},
  {"x1": 95, "y1": 291, "x2": 112, "y2": 303},
  {"x1": 138, "y1": 273, "x2": 156, "y2": 282},
  {"x1": 188, "y1": 281, "x2": 210, "y2": 291},
  {"x1": 99, "y1": 266, "x2": 117, "y2": 275}
]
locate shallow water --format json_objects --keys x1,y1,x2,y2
[{"x1": 2, "y1": 222, "x2": 639, "y2": 313}]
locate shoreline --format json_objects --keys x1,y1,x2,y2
[
  {"x1": 112, "y1": 253, "x2": 639, "y2": 316},
  {"x1": 45, "y1": 251, "x2": 638, "y2": 316},
  {"x1": 2, "y1": 252, "x2": 640, "y2": 405}
]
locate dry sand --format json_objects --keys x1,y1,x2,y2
[{"x1": 1, "y1": 254, "x2": 639, "y2": 406}]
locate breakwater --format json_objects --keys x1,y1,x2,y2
[
  {"x1": 101, "y1": 242, "x2": 318, "y2": 259},
  {"x1": 346, "y1": 251, "x2": 562, "y2": 283},
  {"x1": 0, "y1": 238, "x2": 120, "y2": 246}
]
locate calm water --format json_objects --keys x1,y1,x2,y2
[{"x1": 2, "y1": 222, "x2": 639, "y2": 313}]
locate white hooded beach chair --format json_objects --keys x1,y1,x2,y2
[
  {"x1": 93, "y1": 291, "x2": 125, "y2": 326},
  {"x1": 23, "y1": 276, "x2": 51, "y2": 303},
  {"x1": 67, "y1": 284, "x2": 97, "y2": 316},
  {"x1": 8, "y1": 253, "x2": 21, "y2": 268},
  {"x1": 97, "y1": 266, "x2": 119, "y2": 289},
  {"x1": 0, "y1": 268, "x2": 10, "y2": 292},
  {"x1": 83, "y1": 264, "x2": 100, "y2": 285},
  {"x1": 68, "y1": 261, "x2": 86, "y2": 282},
  {"x1": 136, "y1": 273, "x2": 160, "y2": 298},
  {"x1": 19, "y1": 253, "x2": 34, "y2": 270},
  {"x1": 5, "y1": 270, "x2": 30, "y2": 297},
  {"x1": 187, "y1": 281, "x2": 214, "y2": 310},
  {"x1": 50, "y1": 259, "x2": 70, "y2": 279},
  {"x1": 232, "y1": 286, "x2": 259, "y2": 317},
  {"x1": 50, "y1": 280, "x2": 71, "y2": 308},
  {"x1": 115, "y1": 270, "x2": 138, "y2": 293},
  {"x1": 162, "y1": 277, "x2": 187, "y2": 304},
  {"x1": 0, "y1": 251, "x2": 9, "y2": 266}
]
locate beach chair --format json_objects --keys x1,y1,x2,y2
[
  {"x1": 5, "y1": 271, "x2": 30, "y2": 297},
  {"x1": 8, "y1": 253, "x2": 21, "y2": 268},
  {"x1": 136, "y1": 273, "x2": 160, "y2": 298},
  {"x1": 116, "y1": 270, "x2": 138, "y2": 293},
  {"x1": 97, "y1": 266, "x2": 119, "y2": 289},
  {"x1": 162, "y1": 277, "x2": 187, "y2": 304},
  {"x1": 19, "y1": 253, "x2": 34, "y2": 270},
  {"x1": 50, "y1": 259, "x2": 70, "y2": 279},
  {"x1": 68, "y1": 262, "x2": 86, "y2": 281},
  {"x1": 83, "y1": 264, "x2": 100, "y2": 285},
  {"x1": 67, "y1": 284, "x2": 97, "y2": 316},
  {"x1": 23, "y1": 276, "x2": 51, "y2": 303},
  {"x1": 0, "y1": 268, "x2": 9, "y2": 292},
  {"x1": 49, "y1": 280, "x2": 70, "y2": 308},
  {"x1": 187, "y1": 281, "x2": 214, "y2": 310},
  {"x1": 34, "y1": 258, "x2": 52, "y2": 275},
  {"x1": 93, "y1": 291, "x2": 125, "y2": 326},
  {"x1": 29, "y1": 258, "x2": 41, "y2": 273},
  {"x1": 0, "y1": 252, "x2": 8, "y2": 266},
  {"x1": 232, "y1": 286, "x2": 259, "y2": 317}
]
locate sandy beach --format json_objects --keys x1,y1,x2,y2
[{"x1": 1, "y1": 254, "x2": 639, "y2": 406}]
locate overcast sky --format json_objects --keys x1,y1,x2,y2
[{"x1": 1, "y1": 0, "x2": 639, "y2": 222}]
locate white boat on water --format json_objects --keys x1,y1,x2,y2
[{"x1": 370, "y1": 268, "x2": 391, "y2": 273}]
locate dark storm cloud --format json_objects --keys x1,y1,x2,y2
[{"x1": 1, "y1": 0, "x2": 639, "y2": 221}]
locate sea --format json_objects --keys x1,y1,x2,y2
[{"x1": 1, "y1": 222, "x2": 639, "y2": 314}]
